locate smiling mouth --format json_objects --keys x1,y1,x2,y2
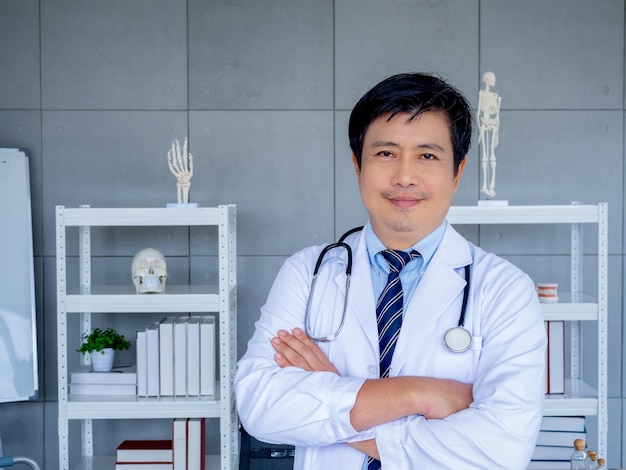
[
  {"x1": 390, "y1": 198, "x2": 420, "y2": 209},
  {"x1": 385, "y1": 191, "x2": 427, "y2": 207}
]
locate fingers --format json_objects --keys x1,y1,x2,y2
[{"x1": 272, "y1": 328, "x2": 338, "y2": 374}]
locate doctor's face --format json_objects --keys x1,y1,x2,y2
[{"x1": 353, "y1": 111, "x2": 465, "y2": 250}]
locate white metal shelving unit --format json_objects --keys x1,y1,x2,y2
[
  {"x1": 56, "y1": 205, "x2": 238, "y2": 470},
  {"x1": 447, "y1": 203, "x2": 608, "y2": 459}
]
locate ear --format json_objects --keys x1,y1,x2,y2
[
  {"x1": 453, "y1": 157, "x2": 467, "y2": 190},
  {"x1": 351, "y1": 154, "x2": 360, "y2": 176}
]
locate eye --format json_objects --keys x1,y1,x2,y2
[
  {"x1": 421, "y1": 153, "x2": 438, "y2": 161},
  {"x1": 377, "y1": 150, "x2": 395, "y2": 159}
]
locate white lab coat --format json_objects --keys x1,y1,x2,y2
[{"x1": 235, "y1": 223, "x2": 546, "y2": 469}]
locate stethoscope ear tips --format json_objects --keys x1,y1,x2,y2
[{"x1": 444, "y1": 326, "x2": 472, "y2": 353}]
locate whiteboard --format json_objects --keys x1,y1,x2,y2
[{"x1": 0, "y1": 148, "x2": 38, "y2": 402}]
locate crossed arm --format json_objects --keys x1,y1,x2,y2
[{"x1": 272, "y1": 327, "x2": 474, "y2": 460}]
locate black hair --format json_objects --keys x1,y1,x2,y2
[{"x1": 348, "y1": 73, "x2": 473, "y2": 175}]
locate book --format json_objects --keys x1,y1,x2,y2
[
  {"x1": 536, "y1": 429, "x2": 586, "y2": 447},
  {"x1": 186, "y1": 316, "x2": 202, "y2": 396},
  {"x1": 545, "y1": 321, "x2": 565, "y2": 394},
  {"x1": 540, "y1": 416, "x2": 585, "y2": 433},
  {"x1": 187, "y1": 417, "x2": 206, "y2": 470},
  {"x1": 173, "y1": 316, "x2": 189, "y2": 396},
  {"x1": 116, "y1": 439, "x2": 173, "y2": 462},
  {"x1": 172, "y1": 418, "x2": 187, "y2": 470},
  {"x1": 115, "y1": 464, "x2": 173, "y2": 469},
  {"x1": 531, "y1": 445, "x2": 573, "y2": 460},
  {"x1": 146, "y1": 322, "x2": 160, "y2": 396},
  {"x1": 136, "y1": 329, "x2": 147, "y2": 396},
  {"x1": 200, "y1": 316, "x2": 216, "y2": 396},
  {"x1": 71, "y1": 365, "x2": 137, "y2": 384},
  {"x1": 527, "y1": 460, "x2": 570, "y2": 469},
  {"x1": 70, "y1": 383, "x2": 136, "y2": 396},
  {"x1": 159, "y1": 317, "x2": 177, "y2": 396}
]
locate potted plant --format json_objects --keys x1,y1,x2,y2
[{"x1": 77, "y1": 327, "x2": 131, "y2": 372}]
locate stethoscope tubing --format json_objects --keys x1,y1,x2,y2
[{"x1": 305, "y1": 226, "x2": 472, "y2": 352}]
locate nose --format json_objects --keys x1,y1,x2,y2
[{"x1": 392, "y1": 157, "x2": 417, "y2": 187}]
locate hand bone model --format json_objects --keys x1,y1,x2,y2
[
  {"x1": 477, "y1": 72, "x2": 502, "y2": 199},
  {"x1": 167, "y1": 137, "x2": 194, "y2": 204}
]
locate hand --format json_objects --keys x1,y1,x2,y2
[
  {"x1": 271, "y1": 328, "x2": 339, "y2": 374},
  {"x1": 167, "y1": 138, "x2": 193, "y2": 185}
]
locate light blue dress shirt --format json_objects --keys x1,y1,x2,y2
[{"x1": 365, "y1": 220, "x2": 446, "y2": 304}]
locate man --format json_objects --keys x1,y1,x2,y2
[{"x1": 235, "y1": 73, "x2": 546, "y2": 469}]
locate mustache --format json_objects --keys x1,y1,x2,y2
[{"x1": 382, "y1": 190, "x2": 429, "y2": 200}]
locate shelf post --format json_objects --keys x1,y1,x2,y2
[
  {"x1": 596, "y1": 203, "x2": 608, "y2": 458},
  {"x1": 219, "y1": 205, "x2": 238, "y2": 469},
  {"x1": 56, "y1": 206, "x2": 69, "y2": 470},
  {"x1": 570, "y1": 203, "x2": 583, "y2": 381},
  {"x1": 78, "y1": 204, "x2": 94, "y2": 460}
]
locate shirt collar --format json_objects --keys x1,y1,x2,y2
[{"x1": 364, "y1": 220, "x2": 447, "y2": 270}]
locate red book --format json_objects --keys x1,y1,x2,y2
[
  {"x1": 545, "y1": 321, "x2": 565, "y2": 394},
  {"x1": 116, "y1": 440, "x2": 173, "y2": 463}
]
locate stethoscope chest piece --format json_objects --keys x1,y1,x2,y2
[{"x1": 444, "y1": 326, "x2": 472, "y2": 353}]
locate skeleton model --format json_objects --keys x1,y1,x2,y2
[
  {"x1": 167, "y1": 137, "x2": 194, "y2": 204},
  {"x1": 131, "y1": 248, "x2": 167, "y2": 294},
  {"x1": 477, "y1": 72, "x2": 502, "y2": 199}
]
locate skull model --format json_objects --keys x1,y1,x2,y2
[{"x1": 131, "y1": 248, "x2": 167, "y2": 294}]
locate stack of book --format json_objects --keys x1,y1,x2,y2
[
  {"x1": 528, "y1": 416, "x2": 586, "y2": 469},
  {"x1": 70, "y1": 365, "x2": 137, "y2": 396},
  {"x1": 115, "y1": 440, "x2": 173, "y2": 469},
  {"x1": 544, "y1": 321, "x2": 565, "y2": 395},
  {"x1": 136, "y1": 315, "x2": 216, "y2": 398},
  {"x1": 115, "y1": 418, "x2": 205, "y2": 470}
]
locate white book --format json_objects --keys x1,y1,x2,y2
[
  {"x1": 146, "y1": 323, "x2": 160, "y2": 397},
  {"x1": 526, "y1": 460, "x2": 570, "y2": 469},
  {"x1": 172, "y1": 418, "x2": 187, "y2": 470},
  {"x1": 71, "y1": 365, "x2": 137, "y2": 385},
  {"x1": 531, "y1": 445, "x2": 573, "y2": 460},
  {"x1": 173, "y1": 316, "x2": 189, "y2": 396},
  {"x1": 540, "y1": 416, "x2": 585, "y2": 433},
  {"x1": 136, "y1": 330, "x2": 147, "y2": 396},
  {"x1": 200, "y1": 316, "x2": 216, "y2": 396},
  {"x1": 159, "y1": 317, "x2": 177, "y2": 396},
  {"x1": 187, "y1": 418, "x2": 205, "y2": 470},
  {"x1": 186, "y1": 316, "x2": 202, "y2": 396},
  {"x1": 536, "y1": 429, "x2": 586, "y2": 447},
  {"x1": 546, "y1": 321, "x2": 565, "y2": 394},
  {"x1": 115, "y1": 464, "x2": 172, "y2": 470}
]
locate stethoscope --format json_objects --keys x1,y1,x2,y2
[{"x1": 304, "y1": 226, "x2": 473, "y2": 353}]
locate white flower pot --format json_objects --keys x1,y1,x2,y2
[{"x1": 91, "y1": 348, "x2": 115, "y2": 372}]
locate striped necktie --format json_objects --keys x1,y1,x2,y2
[{"x1": 368, "y1": 248, "x2": 419, "y2": 470}]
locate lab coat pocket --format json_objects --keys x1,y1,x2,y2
[{"x1": 433, "y1": 330, "x2": 482, "y2": 383}]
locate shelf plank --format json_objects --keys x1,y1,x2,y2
[
  {"x1": 67, "y1": 395, "x2": 221, "y2": 419},
  {"x1": 64, "y1": 286, "x2": 222, "y2": 313},
  {"x1": 447, "y1": 204, "x2": 600, "y2": 224},
  {"x1": 59, "y1": 206, "x2": 222, "y2": 226},
  {"x1": 543, "y1": 379, "x2": 599, "y2": 416},
  {"x1": 74, "y1": 455, "x2": 220, "y2": 470},
  {"x1": 541, "y1": 296, "x2": 598, "y2": 321}
]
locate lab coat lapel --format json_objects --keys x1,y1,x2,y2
[
  {"x1": 333, "y1": 230, "x2": 379, "y2": 353},
  {"x1": 391, "y1": 225, "x2": 472, "y2": 374}
]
